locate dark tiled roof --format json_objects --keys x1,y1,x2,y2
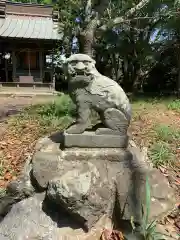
[
  {"x1": 0, "y1": 1, "x2": 62, "y2": 40},
  {"x1": 0, "y1": 14, "x2": 62, "y2": 40}
]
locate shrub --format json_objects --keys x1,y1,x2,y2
[{"x1": 29, "y1": 95, "x2": 76, "y2": 118}]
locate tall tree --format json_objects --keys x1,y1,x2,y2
[
  {"x1": 57, "y1": 0, "x2": 153, "y2": 57},
  {"x1": 57, "y1": 0, "x2": 179, "y2": 93},
  {"x1": 9, "y1": 0, "x2": 53, "y2": 4}
]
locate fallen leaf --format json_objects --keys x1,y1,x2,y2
[
  {"x1": 166, "y1": 217, "x2": 175, "y2": 225},
  {"x1": 100, "y1": 229, "x2": 124, "y2": 240},
  {"x1": 4, "y1": 172, "x2": 12, "y2": 181},
  {"x1": 12, "y1": 176, "x2": 17, "y2": 181},
  {"x1": 159, "y1": 166, "x2": 167, "y2": 174}
]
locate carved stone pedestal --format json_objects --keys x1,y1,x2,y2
[{"x1": 63, "y1": 131, "x2": 129, "y2": 148}]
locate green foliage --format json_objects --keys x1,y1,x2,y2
[
  {"x1": 9, "y1": 0, "x2": 53, "y2": 3},
  {"x1": 0, "y1": 188, "x2": 6, "y2": 198},
  {"x1": 140, "y1": 176, "x2": 165, "y2": 240},
  {"x1": 149, "y1": 142, "x2": 174, "y2": 167},
  {"x1": 56, "y1": 0, "x2": 84, "y2": 56},
  {"x1": 0, "y1": 161, "x2": 5, "y2": 177},
  {"x1": 58, "y1": 0, "x2": 82, "y2": 28},
  {"x1": 150, "y1": 124, "x2": 179, "y2": 167},
  {"x1": 11, "y1": 95, "x2": 76, "y2": 134},
  {"x1": 141, "y1": 220, "x2": 165, "y2": 240},
  {"x1": 7, "y1": 96, "x2": 75, "y2": 138},
  {"x1": 154, "y1": 124, "x2": 180, "y2": 143},
  {"x1": 131, "y1": 176, "x2": 165, "y2": 239},
  {"x1": 55, "y1": 0, "x2": 180, "y2": 94},
  {"x1": 28, "y1": 95, "x2": 76, "y2": 118},
  {"x1": 167, "y1": 99, "x2": 180, "y2": 112}
]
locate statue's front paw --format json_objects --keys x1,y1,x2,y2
[{"x1": 66, "y1": 124, "x2": 86, "y2": 134}]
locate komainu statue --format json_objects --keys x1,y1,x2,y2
[{"x1": 64, "y1": 54, "x2": 131, "y2": 136}]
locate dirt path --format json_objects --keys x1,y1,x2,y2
[
  {"x1": 0, "y1": 96, "x2": 56, "y2": 139},
  {"x1": 0, "y1": 96, "x2": 55, "y2": 123}
]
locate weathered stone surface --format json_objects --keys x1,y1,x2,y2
[
  {"x1": 31, "y1": 135, "x2": 132, "y2": 190},
  {"x1": 63, "y1": 131, "x2": 129, "y2": 148},
  {"x1": 147, "y1": 169, "x2": 176, "y2": 220},
  {"x1": 0, "y1": 155, "x2": 35, "y2": 218},
  {"x1": 47, "y1": 160, "x2": 114, "y2": 229},
  {"x1": 0, "y1": 136, "x2": 177, "y2": 239},
  {"x1": 64, "y1": 54, "x2": 131, "y2": 136},
  {"x1": 29, "y1": 136, "x2": 175, "y2": 230},
  {"x1": 0, "y1": 193, "x2": 55, "y2": 239},
  {"x1": 0, "y1": 193, "x2": 83, "y2": 240},
  {"x1": 32, "y1": 151, "x2": 61, "y2": 189},
  {"x1": 7, "y1": 154, "x2": 34, "y2": 197},
  {"x1": 0, "y1": 197, "x2": 112, "y2": 240},
  {"x1": 0, "y1": 192, "x2": 112, "y2": 240}
]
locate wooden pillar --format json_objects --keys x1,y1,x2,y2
[
  {"x1": 51, "y1": 52, "x2": 55, "y2": 89},
  {"x1": 28, "y1": 49, "x2": 31, "y2": 76},
  {"x1": 5, "y1": 59, "x2": 8, "y2": 82},
  {"x1": 39, "y1": 50, "x2": 43, "y2": 82},
  {"x1": 12, "y1": 51, "x2": 16, "y2": 81}
]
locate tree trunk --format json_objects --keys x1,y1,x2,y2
[
  {"x1": 79, "y1": 31, "x2": 94, "y2": 57},
  {"x1": 78, "y1": 16, "x2": 98, "y2": 57},
  {"x1": 174, "y1": 44, "x2": 180, "y2": 97},
  {"x1": 177, "y1": 68, "x2": 180, "y2": 97},
  {"x1": 177, "y1": 49, "x2": 180, "y2": 97}
]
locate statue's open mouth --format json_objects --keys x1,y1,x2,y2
[
  {"x1": 71, "y1": 72, "x2": 90, "y2": 77},
  {"x1": 70, "y1": 74, "x2": 91, "y2": 84}
]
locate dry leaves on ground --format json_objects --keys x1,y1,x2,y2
[
  {"x1": 0, "y1": 119, "x2": 47, "y2": 187},
  {"x1": 100, "y1": 229, "x2": 124, "y2": 240}
]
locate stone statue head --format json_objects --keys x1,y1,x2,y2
[{"x1": 65, "y1": 54, "x2": 96, "y2": 77}]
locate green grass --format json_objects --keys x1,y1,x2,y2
[
  {"x1": 131, "y1": 176, "x2": 165, "y2": 240},
  {"x1": 27, "y1": 94, "x2": 76, "y2": 118},
  {"x1": 0, "y1": 164, "x2": 5, "y2": 177},
  {"x1": 5, "y1": 95, "x2": 180, "y2": 172},
  {"x1": 149, "y1": 142, "x2": 174, "y2": 167},
  {"x1": 8, "y1": 95, "x2": 75, "y2": 134},
  {"x1": 154, "y1": 124, "x2": 180, "y2": 143},
  {"x1": 149, "y1": 124, "x2": 179, "y2": 167},
  {"x1": 167, "y1": 99, "x2": 180, "y2": 112},
  {"x1": 0, "y1": 95, "x2": 75, "y2": 184},
  {"x1": 0, "y1": 188, "x2": 6, "y2": 197},
  {"x1": 140, "y1": 176, "x2": 165, "y2": 240},
  {"x1": 28, "y1": 95, "x2": 75, "y2": 131},
  {"x1": 0, "y1": 156, "x2": 5, "y2": 177},
  {"x1": 132, "y1": 97, "x2": 180, "y2": 112}
]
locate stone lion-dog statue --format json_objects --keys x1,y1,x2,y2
[{"x1": 64, "y1": 54, "x2": 131, "y2": 136}]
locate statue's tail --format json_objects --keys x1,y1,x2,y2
[
  {"x1": 126, "y1": 104, "x2": 132, "y2": 123},
  {"x1": 120, "y1": 103, "x2": 131, "y2": 124}
]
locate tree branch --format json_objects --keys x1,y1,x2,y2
[
  {"x1": 83, "y1": 0, "x2": 109, "y2": 31},
  {"x1": 99, "y1": 0, "x2": 152, "y2": 31},
  {"x1": 85, "y1": 0, "x2": 92, "y2": 21},
  {"x1": 123, "y1": 0, "x2": 151, "y2": 19}
]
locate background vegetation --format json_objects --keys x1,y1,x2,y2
[
  {"x1": 9, "y1": 0, "x2": 180, "y2": 97},
  {"x1": 55, "y1": 0, "x2": 180, "y2": 96}
]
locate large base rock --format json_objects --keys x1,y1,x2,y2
[
  {"x1": 0, "y1": 193, "x2": 60, "y2": 240},
  {"x1": 0, "y1": 133, "x2": 177, "y2": 239},
  {"x1": 0, "y1": 193, "x2": 88, "y2": 240},
  {"x1": 31, "y1": 134, "x2": 175, "y2": 229},
  {"x1": 0, "y1": 193, "x2": 113, "y2": 240}
]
